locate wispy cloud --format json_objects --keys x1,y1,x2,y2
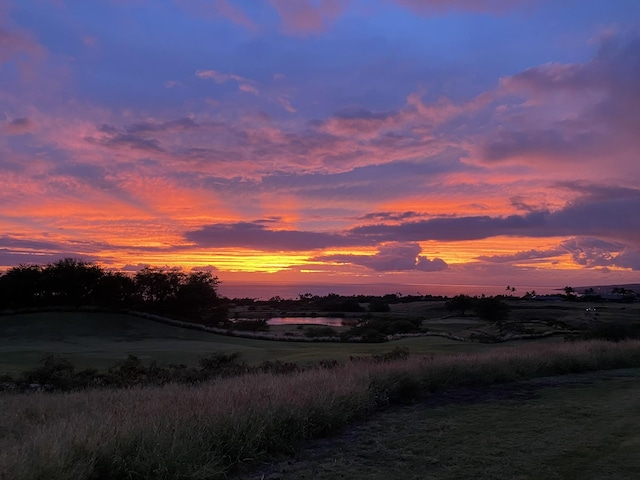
[
  {"x1": 196, "y1": 69, "x2": 259, "y2": 95},
  {"x1": 4, "y1": 117, "x2": 34, "y2": 135}
]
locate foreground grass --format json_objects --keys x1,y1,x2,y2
[
  {"x1": 2, "y1": 340, "x2": 640, "y2": 479},
  {"x1": 241, "y1": 368, "x2": 640, "y2": 480}
]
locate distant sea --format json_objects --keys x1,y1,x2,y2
[{"x1": 217, "y1": 282, "x2": 560, "y2": 300}]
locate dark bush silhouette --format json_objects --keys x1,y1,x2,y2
[
  {"x1": 21, "y1": 354, "x2": 76, "y2": 390},
  {"x1": 368, "y1": 299, "x2": 391, "y2": 312},
  {"x1": 581, "y1": 322, "x2": 640, "y2": 342},
  {"x1": 474, "y1": 296, "x2": 510, "y2": 323},
  {"x1": 344, "y1": 317, "x2": 422, "y2": 342},
  {"x1": 445, "y1": 294, "x2": 476, "y2": 316},
  {"x1": 305, "y1": 326, "x2": 338, "y2": 338},
  {"x1": 232, "y1": 318, "x2": 269, "y2": 331}
]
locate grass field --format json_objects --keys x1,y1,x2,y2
[
  {"x1": 237, "y1": 368, "x2": 640, "y2": 480},
  {"x1": 2, "y1": 340, "x2": 640, "y2": 479},
  {"x1": 0, "y1": 311, "x2": 564, "y2": 374}
]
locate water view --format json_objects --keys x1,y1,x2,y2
[
  {"x1": 266, "y1": 317, "x2": 350, "y2": 327},
  {"x1": 233, "y1": 317, "x2": 352, "y2": 327},
  {"x1": 218, "y1": 283, "x2": 560, "y2": 300}
]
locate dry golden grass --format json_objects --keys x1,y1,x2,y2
[{"x1": 2, "y1": 340, "x2": 640, "y2": 479}]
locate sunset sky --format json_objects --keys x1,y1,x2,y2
[{"x1": 2, "y1": 0, "x2": 639, "y2": 296}]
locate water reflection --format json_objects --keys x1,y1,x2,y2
[
  {"x1": 269, "y1": 317, "x2": 349, "y2": 326},
  {"x1": 258, "y1": 317, "x2": 351, "y2": 326}
]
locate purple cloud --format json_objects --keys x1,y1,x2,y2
[
  {"x1": 87, "y1": 124, "x2": 165, "y2": 153},
  {"x1": 476, "y1": 248, "x2": 565, "y2": 263},
  {"x1": 483, "y1": 34, "x2": 640, "y2": 166},
  {"x1": 392, "y1": 0, "x2": 539, "y2": 15},
  {"x1": 4, "y1": 117, "x2": 34, "y2": 135},
  {"x1": 360, "y1": 211, "x2": 423, "y2": 222},
  {"x1": 561, "y1": 238, "x2": 640, "y2": 271},
  {"x1": 315, "y1": 242, "x2": 448, "y2": 272},
  {"x1": 185, "y1": 221, "x2": 363, "y2": 251},
  {"x1": 350, "y1": 188, "x2": 640, "y2": 245}
]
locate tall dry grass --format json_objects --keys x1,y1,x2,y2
[{"x1": 2, "y1": 340, "x2": 640, "y2": 479}]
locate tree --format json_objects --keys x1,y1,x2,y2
[
  {"x1": 474, "y1": 296, "x2": 510, "y2": 323},
  {"x1": 134, "y1": 267, "x2": 184, "y2": 307},
  {"x1": 41, "y1": 258, "x2": 105, "y2": 306},
  {"x1": 0, "y1": 264, "x2": 44, "y2": 308},
  {"x1": 445, "y1": 294, "x2": 476, "y2": 316},
  {"x1": 174, "y1": 271, "x2": 221, "y2": 319},
  {"x1": 0, "y1": 259, "x2": 226, "y2": 323},
  {"x1": 95, "y1": 272, "x2": 136, "y2": 307},
  {"x1": 368, "y1": 299, "x2": 390, "y2": 312}
]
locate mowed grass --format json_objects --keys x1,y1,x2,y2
[
  {"x1": 240, "y1": 368, "x2": 640, "y2": 480},
  {"x1": 0, "y1": 311, "x2": 561, "y2": 374},
  {"x1": 2, "y1": 340, "x2": 640, "y2": 479}
]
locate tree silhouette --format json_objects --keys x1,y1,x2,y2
[
  {"x1": 0, "y1": 259, "x2": 224, "y2": 322},
  {"x1": 445, "y1": 294, "x2": 475, "y2": 316}
]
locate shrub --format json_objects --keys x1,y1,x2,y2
[
  {"x1": 199, "y1": 352, "x2": 247, "y2": 377},
  {"x1": 20, "y1": 353, "x2": 76, "y2": 390},
  {"x1": 372, "y1": 347, "x2": 410, "y2": 362},
  {"x1": 368, "y1": 300, "x2": 391, "y2": 312},
  {"x1": 232, "y1": 319, "x2": 269, "y2": 331},
  {"x1": 474, "y1": 296, "x2": 510, "y2": 323},
  {"x1": 305, "y1": 326, "x2": 338, "y2": 338},
  {"x1": 581, "y1": 322, "x2": 640, "y2": 342},
  {"x1": 445, "y1": 294, "x2": 476, "y2": 315}
]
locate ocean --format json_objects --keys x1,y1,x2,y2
[{"x1": 216, "y1": 282, "x2": 560, "y2": 300}]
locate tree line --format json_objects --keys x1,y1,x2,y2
[{"x1": 0, "y1": 258, "x2": 226, "y2": 323}]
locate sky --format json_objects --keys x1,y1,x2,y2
[{"x1": 1, "y1": 0, "x2": 640, "y2": 296}]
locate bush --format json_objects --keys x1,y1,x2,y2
[
  {"x1": 368, "y1": 300, "x2": 391, "y2": 312},
  {"x1": 372, "y1": 347, "x2": 410, "y2": 362},
  {"x1": 21, "y1": 353, "x2": 76, "y2": 390},
  {"x1": 581, "y1": 322, "x2": 640, "y2": 342},
  {"x1": 305, "y1": 326, "x2": 338, "y2": 338},
  {"x1": 445, "y1": 294, "x2": 476, "y2": 315},
  {"x1": 199, "y1": 352, "x2": 247, "y2": 377},
  {"x1": 232, "y1": 319, "x2": 269, "y2": 331},
  {"x1": 474, "y1": 296, "x2": 510, "y2": 323}
]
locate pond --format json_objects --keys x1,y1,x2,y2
[{"x1": 235, "y1": 317, "x2": 353, "y2": 327}]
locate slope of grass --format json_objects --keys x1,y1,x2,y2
[
  {"x1": 240, "y1": 368, "x2": 640, "y2": 480},
  {"x1": 1, "y1": 340, "x2": 640, "y2": 479}
]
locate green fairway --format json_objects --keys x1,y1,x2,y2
[{"x1": 0, "y1": 311, "x2": 559, "y2": 374}]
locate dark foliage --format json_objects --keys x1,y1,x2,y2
[
  {"x1": 474, "y1": 296, "x2": 511, "y2": 323},
  {"x1": 231, "y1": 318, "x2": 269, "y2": 331},
  {"x1": 344, "y1": 317, "x2": 423, "y2": 342},
  {"x1": 0, "y1": 258, "x2": 226, "y2": 324},
  {"x1": 368, "y1": 299, "x2": 391, "y2": 312},
  {"x1": 445, "y1": 294, "x2": 476, "y2": 316},
  {"x1": 314, "y1": 294, "x2": 365, "y2": 312},
  {"x1": 581, "y1": 322, "x2": 640, "y2": 342},
  {"x1": 305, "y1": 326, "x2": 338, "y2": 338}
]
